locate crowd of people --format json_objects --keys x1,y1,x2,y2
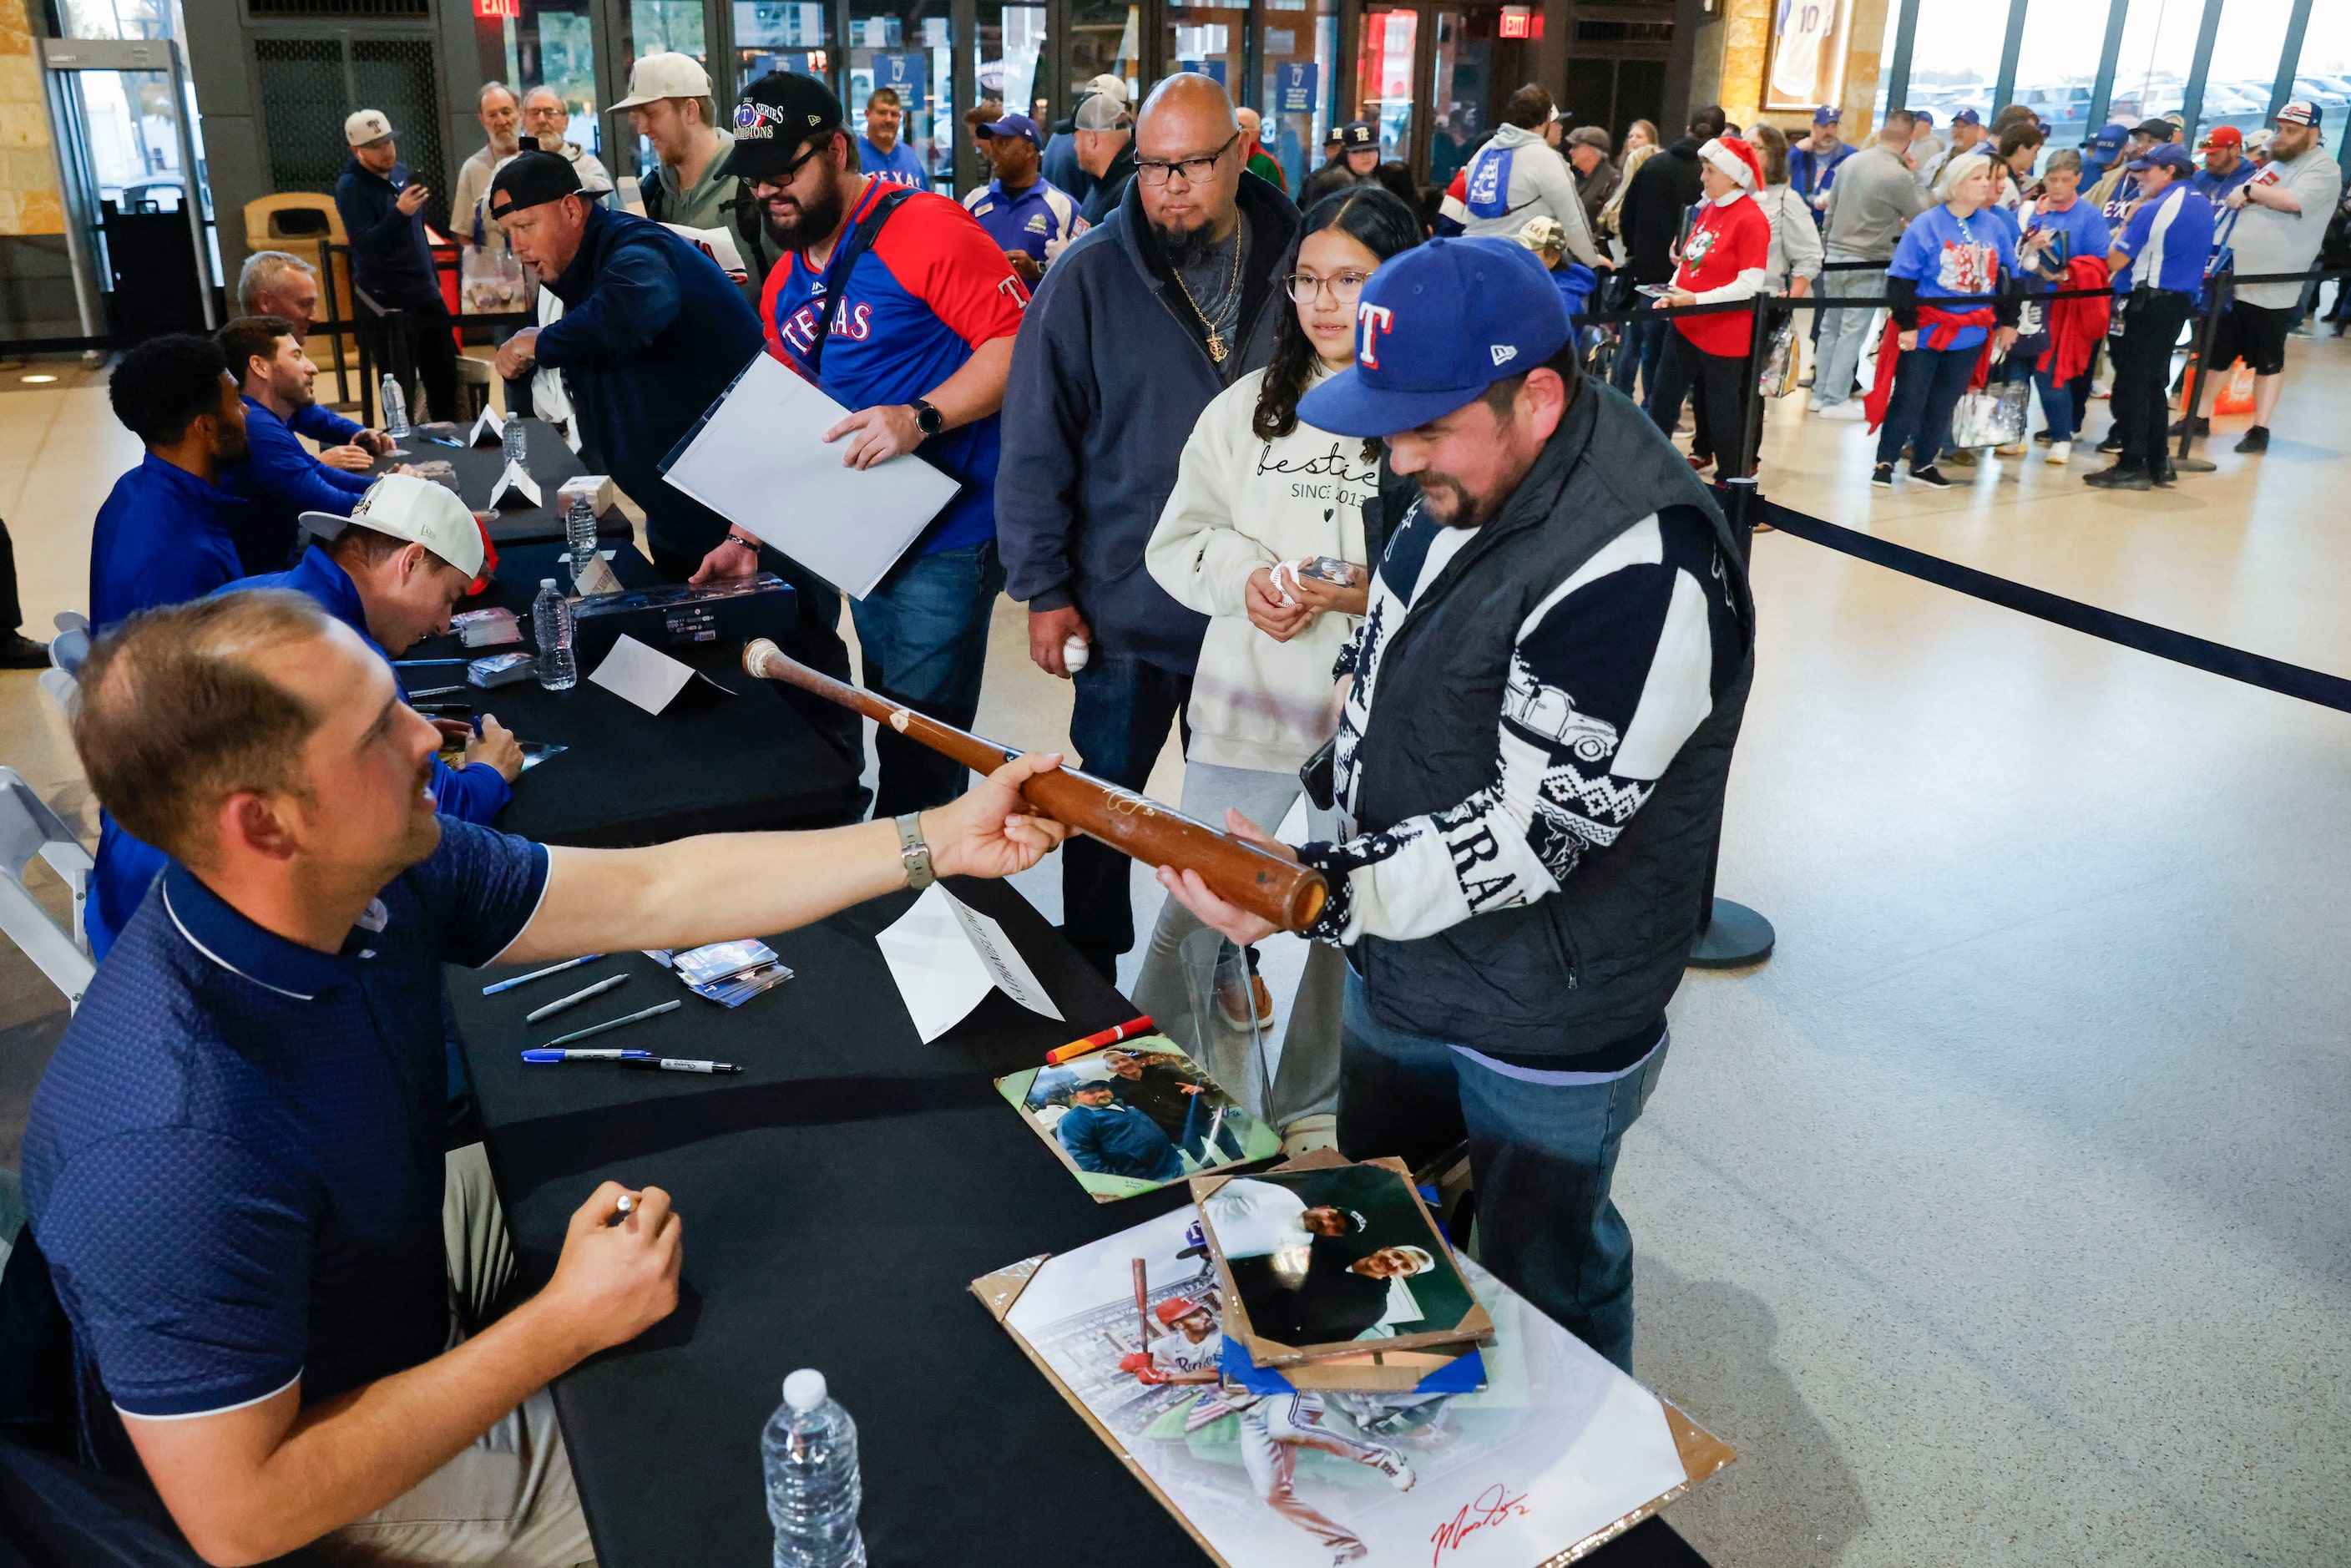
[{"x1": 25, "y1": 50, "x2": 2343, "y2": 1568}]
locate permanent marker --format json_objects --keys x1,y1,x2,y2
[
  {"x1": 619, "y1": 1057, "x2": 742, "y2": 1074},
  {"x1": 482, "y1": 953, "x2": 604, "y2": 994},
  {"x1": 1045, "y1": 1014, "x2": 1156, "y2": 1065},
  {"x1": 524, "y1": 973, "x2": 629, "y2": 1023}
]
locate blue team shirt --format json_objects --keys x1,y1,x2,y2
[
  {"x1": 758, "y1": 180, "x2": 1030, "y2": 555},
  {"x1": 2020, "y1": 198, "x2": 2115, "y2": 289},
  {"x1": 960, "y1": 175, "x2": 1084, "y2": 262},
  {"x1": 89, "y1": 453, "x2": 248, "y2": 631},
  {"x1": 1787, "y1": 140, "x2": 1853, "y2": 222},
  {"x1": 24, "y1": 821, "x2": 549, "y2": 1419},
  {"x1": 2192, "y1": 160, "x2": 2258, "y2": 203},
  {"x1": 860, "y1": 135, "x2": 931, "y2": 190},
  {"x1": 2112, "y1": 182, "x2": 2217, "y2": 298},
  {"x1": 1887, "y1": 203, "x2": 2020, "y2": 352},
  {"x1": 224, "y1": 397, "x2": 372, "y2": 576}
]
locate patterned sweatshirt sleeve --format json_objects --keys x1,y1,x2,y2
[{"x1": 1299, "y1": 511, "x2": 1733, "y2": 943}]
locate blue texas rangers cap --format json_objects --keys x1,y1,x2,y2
[
  {"x1": 2126, "y1": 141, "x2": 2192, "y2": 174},
  {"x1": 1297, "y1": 237, "x2": 1571, "y2": 438},
  {"x1": 1813, "y1": 104, "x2": 1840, "y2": 124},
  {"x1": 2087, "y1": 121, "x2": 2129, "y2": 159}
]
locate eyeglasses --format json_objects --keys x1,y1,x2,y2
[
  {"x1": 746, "y1": 136, "x2": 834, "y2": 194},
  {"x1": 1285, "y1": 271, "x2": 1373, "y2": 304},
  {"x1": 1134, "y1": 132, "x2": 1239, "y2": 188}
]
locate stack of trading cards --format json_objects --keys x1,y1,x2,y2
[{"x1": 645, "y1": 939, "x2": 794, "y2": 1008}]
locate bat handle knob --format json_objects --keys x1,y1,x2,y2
[{"x1": 741, "y1": 638, "x2": 781, "y2": 680}]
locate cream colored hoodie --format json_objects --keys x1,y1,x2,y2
[{"x1": 1147, "y1": 367, "x2": 1373, "y2": 773}]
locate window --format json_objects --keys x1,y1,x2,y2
[
  {"x1": 2109, "y1": 0, "x2": 2198, "y2": 125},
  {"x1": 500, "y1": 0, "x2": 604, "y2": 161},
  {"x1": 2196, "y1": 0, "x2": 2295, "y2": 139},
  {"x1": 847, "y1": 3, "x2": 953, "y2": 189},
  {"x1": 1167, "y1": 0, "x2": 1246, "y2": 99},
  {"x1": 2293, "y1": 1, "x2": 2351, "y2": 142},
  {"x1": 1260, "y1": 0, "x2": 1337, "y2": 191},
  {"x1": 1353, "y1": 7, "x2": 1418, "y2": 164},
  {"x1": 1065, "y1": 0, "x2": 1143, "y2": 108},
  {"x1": 735, "y1": 1, "x2": 834, "y2": 96}
]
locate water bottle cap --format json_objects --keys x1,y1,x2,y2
[
  {"x1": 540, "y1": 578, "x2": 557, "y2": 589},
  {"x1": 782, "y1": 1369, "x2": 827, "y2": 1411}
]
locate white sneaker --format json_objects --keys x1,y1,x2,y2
[
  {"x1": 1818, "y1": 401, "x2": 1865, "y2": 422},
  {"x1": 1806, "y1": 396, "x2": 1824, "y2": 412},
  {"x1": 2044, "y1": 440, "x2": 2071, "y2": 464},
  {"x1": 1367, "y1": 1445, "x2": 1418, "y2": 1492}
]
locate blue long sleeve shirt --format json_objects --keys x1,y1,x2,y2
[
  {"x1": 90, "y1": 453, "x2": 248, "y2": 631},
  {"x1": 222, "y1": 397, "x2": 373, "y2": 574},
  {"x1": 88, "y1": 546, "x2": 513, "y2": 959},
  {"x1": 291, "y1": 402, "x2": 366, "y2": 445}
]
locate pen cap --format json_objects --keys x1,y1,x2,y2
[{"x1": 783, "y1": 1368, "x2": 827, "y2": 1411}]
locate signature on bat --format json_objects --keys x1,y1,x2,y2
[
  {"x1": 1428, "y1": 1483, "x2": 1531, "y2": 1562},
  {"x1": 1104, "y1": 790, "x2": 1160, "y2": 819}
]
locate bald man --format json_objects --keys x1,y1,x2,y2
[{"x1": 998, "y1": 73, "x2": 1302, "y2": 980}]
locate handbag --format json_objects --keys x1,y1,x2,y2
[{"x1": 1949, "y1": 372, "x2": 2029, "y2": 448}]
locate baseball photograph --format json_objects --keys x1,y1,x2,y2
[
  {"x1": 997, "y1": 1034, "x2": 1284, "y2": 1201},
  {"x1": 993, "y1": 1206, "x2": 1701, "y2": 1568},
  {"x1": 1196, "y1": 1164, "x2": 1490, "y2": 1365}
]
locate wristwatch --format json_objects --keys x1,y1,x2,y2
[
  {"x1": 894, "y1": 812, "x2": 936, "y2": 890},
  {"x1": 908, "y1": 398, "x2": 944, "y2": 438}
]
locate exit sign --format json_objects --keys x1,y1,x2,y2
[
  {"x1": 475, "y1": 0, "x2": 520, "y2": 18},
  {"x1": 1499, "y1": 5, "x2": 1532, "y2": 38}
]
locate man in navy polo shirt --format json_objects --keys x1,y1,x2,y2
[
  {"x1": 698, "y1": 71, "x2": 1029, "y2": 817},
  {"x1": 2088, "y1": 142, "x2": 2215, "y2": 490},
  {"x1": 23, "y1": 590, "x2": 1067, "y2": 1565},
  {"x1": 962, "y1": 112, "x2": 1084, "y2": 286}
]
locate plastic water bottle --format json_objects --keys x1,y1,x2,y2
[
  {"x1": 502, "y1": 412, "x2": 528, "y2": 469},
  {"x1": 532, "y1": 579, "x2": 576, "y2": 691},
  {"x1": 762, "y1": 1369, "x2": 865, "y2": 1568},
  {"x1": 564, "y1": 492, "x2": 598, "y2": 579},
  {"x1": 380, "y1": 373, "x2": 410, "y2": 438}
]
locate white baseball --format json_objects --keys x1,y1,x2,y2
[{"x1": 1064, "y1": 634, "x2": 1090, "y2": 672}]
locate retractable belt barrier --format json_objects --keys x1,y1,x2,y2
[{"x1": 1572, "y1": 266, "x2": 2349, "y2": 329}]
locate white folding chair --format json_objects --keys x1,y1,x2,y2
[
  {"x1": 0, "y1": 766, "x2": 95, "y2": 1010},
  {"x1": 41, "y1": 612, "x2": 90, "y2": 721}
]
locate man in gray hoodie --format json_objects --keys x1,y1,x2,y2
[
  {"x1": 1443, "y1": 85, "x2": 1606, "y2": 269},
  {"x1": 999, "y1": 73, "x2": 1302, "y2": 979},
  {"x1": 1813, "y1": 109, "x2": 1926, "y2": 417}
]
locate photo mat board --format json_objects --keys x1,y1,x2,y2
[
  {"x1": 1193, "y1": 1159, "x2": 1494, "y2": 1367},
  {"x1": 998, "y1": 1034, "x2": 1284, "y2": 1202},
  {"x1": 973, "y1": 1204, "x2": 1734, "y2": 1568}
]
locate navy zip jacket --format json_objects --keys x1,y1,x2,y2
[
  {"x1": 997, "y1": 171, "x2": 1300, "y2": 671},
  {"x1": 333, "y1": 159, "x2": 447, "y2": 313},
  {"x1": 533, "y1": 204, "x2": 766, "y2": 560}
]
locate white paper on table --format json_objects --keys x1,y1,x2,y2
[
  {"x1": 587, "y1": 633, "x2": 696, "y2": 716},
  {"x1": 468, "y1": 407, "x2": 505, "y2": 447},
  {"x1": 876, "y1": 883, "x2": 1064, "y2": 1043},
  {"x1": 661, "y1": 221, "x2": 748, "y2": 282},
  {"x1": 659, "y1": 352, "x2": 961, "y2": 599},
  {"x1": 485, "y1": 459, "x2": 543, "y2": 510}
]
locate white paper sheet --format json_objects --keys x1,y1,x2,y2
[
  {"x1": 659, "y1": 352, "x2": 961, "y2": 598},
  {"x1": 587, "y1": 633, "x2": 695, "y2": 716},
  {"x1": 662, "y1": 221, "x2": 748, "y2": 281},
  {"x1": 485, "y1": 459, "x2": 543, "y2": 510},
  {"x1": 468, "y1": 407, "x2": 505, "y2": 447},
  {"x1": 876, "y1": 883, "x2": 1064, "y2": 1042}
]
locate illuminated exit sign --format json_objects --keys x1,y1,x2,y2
[
  {"x1": 476, "y1": 0, "x2": 520, "y2": 19},
  {"x1": 1499, "y1": 5, "x2": 1532, "y2": 38}
]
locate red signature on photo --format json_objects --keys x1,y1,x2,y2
[{"x1": 1428, "y1": 1483, "x2": 1532, "y2": 1562}]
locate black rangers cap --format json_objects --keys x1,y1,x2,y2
[
  {"x1": 731, "y1": 72, "x2": 846, "y2": 180},
  {"x1": 488, "y1": 150, "x2": 582, "y2": 218}
]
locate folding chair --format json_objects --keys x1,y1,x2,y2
[
  {"x1": 0, "y1": 770, "x2": 94, "y2": 1011},
  {"x1": 38, "y1": 615, "x2": 88, "y2": 721}
]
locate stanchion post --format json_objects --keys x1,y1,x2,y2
[
  {"x1": 2174, "y1": 271, "x2": 2228, "y2": 472},
  {"x1": 1686, "y1": 294, "x2": 1777, "y2": 970}
]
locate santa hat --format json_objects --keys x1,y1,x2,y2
[{"x1": 1698, "y1": 134, "x2": 1765, "y2": 192}]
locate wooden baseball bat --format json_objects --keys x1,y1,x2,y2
[
  {"x1": 741, "y1": 639, "x2": 1327, "y2": 933},
  {"x1": 1133, "y1": 1258, "x2": 1151, "y2": 1348}
]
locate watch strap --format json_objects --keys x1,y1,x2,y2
[{"x1": 894, "y1": 811, "x2": 936, "y2": 890}]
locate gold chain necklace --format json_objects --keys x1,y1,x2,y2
[{"x1": 1170, "y1": 225, "x2": 1246, "y2": 363}]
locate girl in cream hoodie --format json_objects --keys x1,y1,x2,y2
[{"x1": 1130, "y1": 185, "x2": 1422, "y2": 1148}]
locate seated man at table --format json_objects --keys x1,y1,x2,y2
[
  {"x1": 236, "y1": 252, "x2": 399, "y2": 455},
  {"x1": 90, "y1": 333, "x2": 253, "y2": 631},
  {"x1": 85, "y1": 473, "x2": 521, "y2": 959},
  {"x1": 216, "y1": 314, "x2": 376, "y2": 574},
  {"x1": 23, "y1": 589, "x2": 1067, "y2": 1566}
]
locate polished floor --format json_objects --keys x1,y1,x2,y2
[{"x1": 3, "y1": 332, "x2": 2347, "y2": 1566}]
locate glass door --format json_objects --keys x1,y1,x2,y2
[
  {"x1": 1062, "y1": 0, "x2": 1142, "y2": 110},
  {"x1": 732, "y1": 0, "x2": 835, "y2": 95},
  {"x1": 1353, "y1": 6, "x2": 1418, "y2": 165},
  {"x1": 848, "y1": 1, "x2": 954, "y2": 188},
  {"x1": 503, "y1": 0, "x2": 606, "y2": 162},
  {"x1": 970, "y1": 1, "x2": 1048, "y2": 192},
  {"x1": 1167, "y1": 0, "x2": 1246, "y2": 94},
  {"x1": 1261, "y1": 0, "x2": 1338, "y2": 191}
]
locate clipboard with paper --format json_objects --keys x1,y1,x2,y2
[{"x1": 657, "y1": 351, "x2": 962, "y2": 598}]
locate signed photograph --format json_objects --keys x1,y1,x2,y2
[
  {"x1": 993, "y1": 1206, "x2": 1703, "y2": 1568},
  {"x1": 998, "y1": 1035, "x2": 1283, "y2": 1201},
  {"x1": 1196, "y1": 1163, "x2": 1491, "y2": 1365}
]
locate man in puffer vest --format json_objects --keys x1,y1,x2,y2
[{"x1": 1159, "y1": 237, "x2": 1755, "y2": 1372}]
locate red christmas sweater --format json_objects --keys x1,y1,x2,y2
[{"x1": 1669, "y1": 195, "x2": 1771, "y2": 357}]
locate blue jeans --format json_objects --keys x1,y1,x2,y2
[
  {"x1": 1335, "y1": 970, "x2": 1670, "y2": 1372},
  {"x1": 1064, "y1": 655, "x2": 1191, "y2": 975},
  {"x1": 1875, "y1": 342, "x2": 1979, "y2": 468},
  {"x1": 847, "y1": 539, "x2": 1005, "y2": 817},
  {"x1": 1610, "y1": 314, "x2": 1669, "y2": 407},
  {"x1": 1813, "y1": 255, "x2": 1883, "y2": 407}
]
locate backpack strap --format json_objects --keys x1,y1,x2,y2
[{"x1": 805, "y1": 185, "x2": 915, "y2": 377}]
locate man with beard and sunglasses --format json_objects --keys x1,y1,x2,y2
[
  {"x1": 998, "y1": 71, "x2": 1301, "y2": 980},
  {"x1": 1158, "y1": 239, "x2": 1754, "y2": 1372},
  {"x1": 487, "y1": 149, "x2": 860, "y2": 760},
  {"x1": 685, "y1": 72, "x2": 1029, "y2": 815}
]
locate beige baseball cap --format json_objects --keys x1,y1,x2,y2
[
  {"x1": 302, "y1": 473, "x2": 486, "y2": 581},
  {"x1": 345, "y1": 109, "x2": 395, "y2": 147},
  {"x1": 610, "y1": 51, "x2": 715, "y2": 111},
  {"x1": 1084, "y1": 73, "x2": 1130, "y2": 104}
]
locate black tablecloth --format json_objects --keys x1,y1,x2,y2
[
  {"x1": 384, "y1": 417, "x2": 623, "y2": 545},
  {"x1": 450, "y1": 879, "x2": 1711, "y2": 1568},
  {"x1": 413, "y1": 540, "x2": 863, "y2": 845}
]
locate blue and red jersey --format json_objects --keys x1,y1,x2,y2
[{"x1": 760, "y1": 179, "x2": 1029, "y2": 555}]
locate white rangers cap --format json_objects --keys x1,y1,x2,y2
[
  {"x1": 345, "y1": 109, "x2": 395, "y2": 147},
  {"x1": 302, "y1": 473, "x2": 485, "y2": 580}
]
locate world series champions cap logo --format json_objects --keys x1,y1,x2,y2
[
  {"x1": 1357, "y1": 302, "x2": 1394, "y2": 369},
  {"x1": 736, "y1": 100, "x2": 790, "y2": 139}
]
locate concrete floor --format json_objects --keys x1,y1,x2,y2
[{"x1": 3, "y1": 330, "x2": 2348, "y2": 1565}]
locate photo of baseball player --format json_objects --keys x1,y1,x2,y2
[
  {"x1": 998, "y1": 1034, "x2": 1281, "y2": 1200},
  {"x1": 1201, "y1": 1166, "x2": 1482, "y2": 1356}
]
